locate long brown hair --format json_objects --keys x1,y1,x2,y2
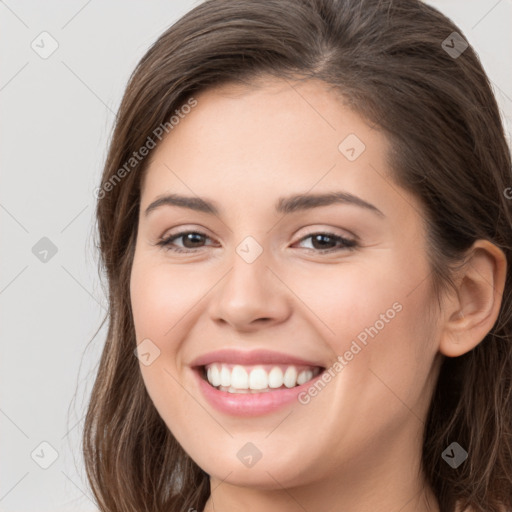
[{"x1": 82, "y1": 0, "x2": 512, "y2": 510}]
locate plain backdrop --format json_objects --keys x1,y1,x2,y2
[{"x1": 1, "y1": 1, "x2": 511, "y2": 511}]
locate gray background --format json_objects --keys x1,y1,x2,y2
[{"x1": 1, "y1": 1, "x2": 511, "y2": 511}]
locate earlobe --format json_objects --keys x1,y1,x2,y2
[{"x1": 438, "y1": 240, "x2": 507, "y2": 358}]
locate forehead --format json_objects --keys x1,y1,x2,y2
[{"x1": 141, "y1": 78, "x2": 392, "y2": 198}]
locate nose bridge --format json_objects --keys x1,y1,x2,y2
[{"x1": 208, "y1": 236, "x2": 290, "y2": 329}]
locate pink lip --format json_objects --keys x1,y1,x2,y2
[
  {"x1": 189, "y1": 348, "x2": 324, "y2": 368},
  {"x1": 191, "y1": 367, "x2": 326, "y2": 417}
]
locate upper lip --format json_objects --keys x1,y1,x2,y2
[{"x1": 190, "y1": 349, "x2": 325, "y2": 368}]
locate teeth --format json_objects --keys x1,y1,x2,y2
[
  {"x1": 268, "y1": 367, "x2": 284, "y2": 388},
  {"x1": 249, "y1": 367, "x2": 268, "y2": 390},
  {"x1": 208, "y1": 365, "x2": 221, "y2": 387},
  {"x1": 232, "y1": 365, "x2": 249, "y2": 389},
  {"x1": 297, "y1": 369, "x2": 313, "y2": 385},
  {"x1": 220, "y1": 366, "x2": 231, "y2": 387},
  {"x1": 203, "y1": 363, "x2": 321, "y2": 392},
  {"x1": 283, "y1": 366, "x2": 297, "y2": 388}
]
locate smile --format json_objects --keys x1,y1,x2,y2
[
  {"x1": 193, "y1": 363, "x2": 327, "y2": 416},
  {"x1": 202, "y1": 363, "x2": 323, "y2": 393}
]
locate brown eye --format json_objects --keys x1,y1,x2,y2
[
  {"x1": 296, "y1": 232, "x2": 357, "y2": 253},
  {"x1": 156, "y1": 230, "x2": 357, "y2": 255},
  {"x1": 157, "y1": 231, "x2": 215, "y2": 252}
]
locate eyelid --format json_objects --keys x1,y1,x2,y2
[
  {"x1": 156, "y1": 226, "x2": 358, "y2": 255},
  {"x1": 157, "y1": 229, "x2": 218, "y2": 251},
  {"x1": 160, "y1": 224, "x2": 357, "y2": 242},
  {"x1": 159, "y1": 223, "x2": 213, "y2": 239},
  {"x1": 293, "y1": 224, "x2": 358, "y2": 242}
]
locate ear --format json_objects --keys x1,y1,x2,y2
[{"x1": 439, "y1": 239, "x2": 507, "y2": 358}]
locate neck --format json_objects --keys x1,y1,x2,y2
[
  {"x1": 203, "y1": 481, "x2": 439, "y2": 512},
  {"x1": 202, "y1": 436, "x2": 440, "y2": 512}
]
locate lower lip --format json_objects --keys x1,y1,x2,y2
[{"x1": 192, "y1": 367, "x2": 325, "y2": 417}]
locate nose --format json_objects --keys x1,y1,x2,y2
[{"x1": 207, "y1": 247, "x2": 291, "y2": 332}]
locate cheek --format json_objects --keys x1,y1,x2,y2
[
  {"x1": 130, "y1": 256, "x2": 207, "y2": 341},
  {"x1": 130, "y1": 257, "x2": 199, "y2": 429},
  {"x1": 286, "y1": 256, "x2": 409, "y2": 346},
  {"x1": 288, "y1": 253, "x2": 436, "y2": 391}
]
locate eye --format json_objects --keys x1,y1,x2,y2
[
  {"x1": 156, "y1": 230, "x2": 217, "y2": 253},
  {"x1": 156, "y1": 230, "x2": 357, "y2": 254},
  {"x1": 294, "y1": 232, "x2": 358, "y2": 253}
]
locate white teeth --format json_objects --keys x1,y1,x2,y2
[
  {"x1": 283, "y1": 366, "x2": 297, "y2": 388},
  {"x1": 210, "y1": 365, "x2": 221, "y2": 387},
  {"x1": 231, "y1": 365, "x2": 249, "y2": 389},
  {"x1": 297, "y1": 369, "x2": 313, "y2": 385},
  {"x1": 268, "y1": 367, "x2": 284, "y2": 388},
  {"x1": 249, "y1": 368, "x2": 268, "y2": 390},
  {"x1": 203, "y1": 363, "x2": 321, "y2": 392},
  {"x1": 220, "y1": 366, "x2": 231, "y2": 387}
]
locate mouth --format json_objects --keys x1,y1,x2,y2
[{"x1": 195, "y1": 363, "x2": 325, "y2": 394}]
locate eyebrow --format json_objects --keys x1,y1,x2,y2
[{"x1": 144, "y1": 191, "x2": 385, "y2": 218}]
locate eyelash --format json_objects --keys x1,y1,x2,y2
[{"x1": 156, "y1": 230, "x2": 358, "y2": 254}]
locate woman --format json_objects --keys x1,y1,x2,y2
[{"x1": 83, "y1": 0, "x2": 512, "y2": 511}]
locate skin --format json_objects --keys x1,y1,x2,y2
[{"x1": 129, "y1": 77, "x2": 506, "y2": 512}]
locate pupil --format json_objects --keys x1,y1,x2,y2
[
  {"x1": 184, "y1": 233, "x2": 204, "y2": 248},
  {"x1": 313, "y1": 234, "x2": 334, "y2": 249},
  {"x1": 181, "y1": 233, "x2": 337, "y2": 249}
]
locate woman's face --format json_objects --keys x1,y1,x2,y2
[{"x1": 130, "y1": 78, "x2": 443, "y2": 497}]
